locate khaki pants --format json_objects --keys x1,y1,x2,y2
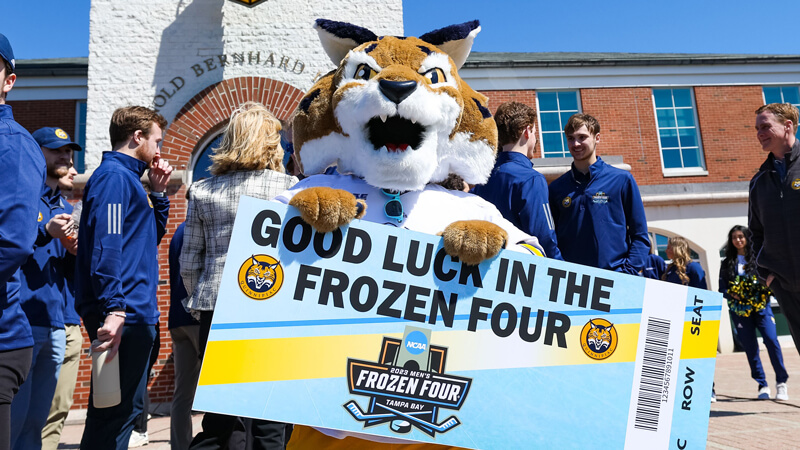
[{"x1": 41, "y1": 324, "x2": 83, "y2": 450}]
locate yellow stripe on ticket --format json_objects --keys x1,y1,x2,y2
[
  {"x1": 198, "y1": 320, "x2": 714, "y2": 386},
  {"x1": 199, "y1": 334, "x2": 382, "y2": 386},
  {"x1": 680, "y1": 320, "x2": 720, "y2": 359}
]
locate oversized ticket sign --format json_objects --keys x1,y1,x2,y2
[{"x1": 194, "y1": 196, "x2": 722, "y2": 449}]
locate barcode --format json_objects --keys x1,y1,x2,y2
[{"x1": 633, "y1": 317, "x2": 671, "y2": 432}]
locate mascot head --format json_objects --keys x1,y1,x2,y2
[{"x1": 294, "y1": 19, "x2": 497, "y2": 192}]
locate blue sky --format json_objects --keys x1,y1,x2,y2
[{"x1": 4, "y1": 0, "x2": 800, "y2": 60}]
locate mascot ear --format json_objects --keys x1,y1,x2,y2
[
  {"x1": 419, "y1": 20, "x2": 480, "y2": 69},
  {"x1": 314, "y1": 19, "x2": 378, "y2": 65}
]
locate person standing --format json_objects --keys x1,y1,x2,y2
[
  {"x1": 41, "y1": 164, "x2": 83, "y2": 450},
  {"x1": 749, "y1": 102, "x2": 800, "y2": 358},
  {"x1": 720, "y1": 225, "x2": 788, "y2": 401},
  {"x1": 181, "y1": 102, "x2": 297, "y2": 449},
  {"x1": 662, "y1": 236, "x2": 706, "y2": 289},
  {"x1": 548, "y1": 113, "x2": 650, "y2": 273},
  {"x1": 169, "y1": 221, "x2": 201, "y2": 450},
  {"x1": 11, "y1": 127, "x2": 81, "y2": 450},
  {"x1": 0, "y1": 33, "x2": 47, "y2": 450},
  {"x1": 75, "y1": 106, "x2": 172, "y2": 450},
  {"x1": 472, "y1": 101, "x2": 561, "y2": 259}
]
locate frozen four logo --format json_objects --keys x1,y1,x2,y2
[
  {"x1": 592, "y1": 191, "x2": 609, "y2": 204},
  {"x1": 237, "y1": 254, "x2": 283, "y2": 300},
  {"x1": 344, "y1": 326, "x2": 472, "y2": 437}
]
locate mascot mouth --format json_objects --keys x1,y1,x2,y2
[{"x1": 366, "y1": 116, "x2": 425, "y2": 152}]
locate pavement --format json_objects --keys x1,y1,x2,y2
[{"x1": 57, "y1": 342, "x2": 800, "y2": 449}]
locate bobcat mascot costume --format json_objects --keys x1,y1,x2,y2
[{"x1": 277, "y1": 19, "x2": 544, "y2": 449}]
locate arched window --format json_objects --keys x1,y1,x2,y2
[
  {"x1": 191, "y1": 134, "x2": 223, "y2": 183},
  {"x1": 649, "y1": 232, "x2": 699, "y2": 261}
]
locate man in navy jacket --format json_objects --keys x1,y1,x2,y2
[
  {"x1": 11, "y1": 127, "x2": 81, "y2": 450},
  {"x1": 548, "y1": 113, "x2": 650, "y2": 274},
  {"x1": 75, "y1": 106, "x2": 172, "y2": 449},
  {"x1": 472, "y1": 102, "x2": 562, "y2": 260},
  {"x1": 0, "y1": 33, "x2": 47, "y2": 450}
]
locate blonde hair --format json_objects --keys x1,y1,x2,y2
[
  {"x1": 756, "y1": 103, "x2": 799, "y2": 134},
  {"x1": 209, "y1": 101, "x2": 285, "y2": 176},
  {"x1": 662, "y1": 236, "x2": 691, "y2": 285}
]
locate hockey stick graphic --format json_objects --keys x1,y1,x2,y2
[
  {"x1": 344, "y1": 401, "x2": 430, "y2": 421},
  {"x1": 375, "y1": 402, "x2": 461, "y2": 433}
]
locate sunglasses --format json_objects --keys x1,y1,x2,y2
[{"x1": 381, "y1": 189, "x2": 404, "y2": 223}]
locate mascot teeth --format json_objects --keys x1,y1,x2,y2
[{"x1": 366, "y1": 116, "x2": 425, "y2": 153}]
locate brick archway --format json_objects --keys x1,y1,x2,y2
[{"x1": 161, "y1": 76, "x2": 306, "y2": 168}]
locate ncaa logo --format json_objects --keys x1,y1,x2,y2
[
  {"x1": 404, "y1": 330, "x2": 428, "y2": 355},
  {"x1": 562, "y1": 196, "x2": 572, "y2": 208},
  {"x1": 792, "y1": 178, "x2": 800, "y2": 190},
  {"x1": 237, "y1": 254, "x2": 283, "y2": 300}
]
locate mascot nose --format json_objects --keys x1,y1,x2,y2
[{"x1": 379, "y1": 79, "x2": 417, "y2": 105}]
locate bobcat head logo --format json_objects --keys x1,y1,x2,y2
[
  {"x1": 246, "y1": 256, "x2": 278, "y2": 291},
  {"x1": 586, "y1": 320, "x2": 613, "y2": 352},
  {"x1": 238, "y1": 255, "x2": 283, "y2": 300},
  {"x1": 580, "y1": 318, "x2": 618, "y2": 360},
  {"x1": 293, "y1": 19, "x2": 497, "y2": 192}
]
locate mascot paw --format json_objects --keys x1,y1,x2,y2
[
  {"x1": 441, "y1": 220, "x2": 507, "y2": 266},
  {"x1": 289, "y1": 187, "x2": 366, "y2": 233}
]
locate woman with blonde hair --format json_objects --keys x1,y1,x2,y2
[
  {"x1": 662, "y1": 236, "x2": 707, "y2": 289},
  {"x1": 181, "y1": 101, "x2": 298, "y2": 450}
]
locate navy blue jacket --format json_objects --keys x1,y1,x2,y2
[
  {"x1": 168, "y1": 222, "x2": 198, "y2": 329},
  {"x1": 548, "y1": 157, "x2": 650, "y2": 274},
  {"x1": 0, "y1": 104, "x2": 46, "y2": 350},
  {"x1": 473, "y1": 152, "x2": 562, "y2": 260},
  {"x1": 62, "y1": 201, "x2": 80, "y2": 326},
  {"x1": 664, "y1": 261, "x2": 707, "y2": 289},
  {"x1": 19, "y1": 185, "x2": 75, "y2": 328},
  {"x1": 642, "y1": 254, "x2": 666, "y2": 280},
  {"x1": 75, "y1": 152, "x2": 169, "y2": 325}
]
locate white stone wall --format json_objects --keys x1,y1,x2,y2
[{"x1": 86, "y1": 0, "x2": 403, "y2": 169}]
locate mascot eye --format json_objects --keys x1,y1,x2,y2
[
  {"x1": 355, "y1": 64, "x2": 378, "y2": 80},
  {"x1": 422, "y1": 68, "x2": 447, "y2": 84}
]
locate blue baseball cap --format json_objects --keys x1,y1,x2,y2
[
  {"x1": 0, "y1": 33, "x2": 14, "y2": 72},
  {"x1": 32, "y1": 127, "x2": 83, "y2": 151}
]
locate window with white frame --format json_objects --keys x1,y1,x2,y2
[
  {"x1": 763, "y1": 86, "x2": 800, "y2": 137},
  {"x1": 536, "y1": 91, "x2": 580, "y2": 158},
  {"x1": 653, "y1": 88, "x2": 705, "y2": 172},
  {"x1": 763, "y1": 85, "x2": 800, "y2": 107}
]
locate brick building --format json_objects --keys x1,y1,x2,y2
[{"x1": 7, "y1": 0, "x2": 800, "y2": 410}]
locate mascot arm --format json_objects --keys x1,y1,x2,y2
[
  {"x1": 441, "y1": 220, "x2": 507, "y2": 266},
  {"x1": 441, "y1": 220, "x2": 546, "y2": 266},
  {"x1": 288, "y1": 186, "x2": 366, "y2": 233}
]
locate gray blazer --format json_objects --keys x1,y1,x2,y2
[{"x1": 180, "y1": 169, "x2": 298, "y2": 312}]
